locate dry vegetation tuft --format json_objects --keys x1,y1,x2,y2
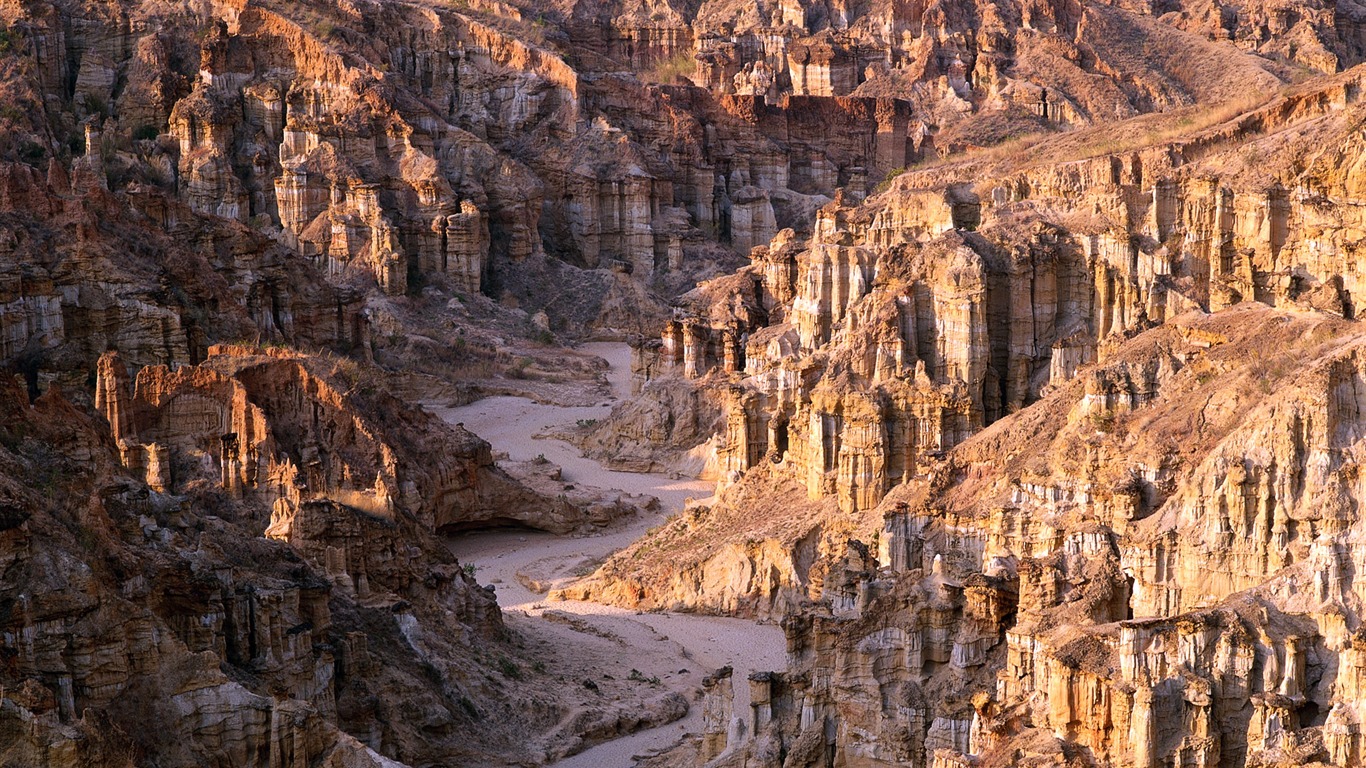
[{"x1": 644, "y1": 51, "x2": 696, "y2": 84}]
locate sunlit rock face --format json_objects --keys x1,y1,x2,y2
[
  {"x1": 1, "y1": 0, "x2": 955, "y2": 343},
  {"x1": 763, "y1": 304, "x2": 1366, "y2": 768},
  {"x1": 576, "y1": 47, "x2": 1366, "y2": 768},
  {"x1": 626, "y1": 304, "x2": 1366, "y2": 767},
  {"x1": 647, "y1": 67, "x2": 1366, "y2": 517}
]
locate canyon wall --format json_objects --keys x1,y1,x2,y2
[
  {"x1": 10, "y1": 0, "x2": 1366, "y2": 765},
  {"x1": 647, "y1": 67, "x2": 1366, "y2": 518},
  {"x1": 2, "y1": 0, "x2": 1325, "y2": 374},
  {"x1": 582, "y1": 56, "x2": 1366, "y2": 768}
]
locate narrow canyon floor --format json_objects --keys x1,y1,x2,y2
[{"x1": 438, "y1": 343, "x2": 785, "y2": 766}]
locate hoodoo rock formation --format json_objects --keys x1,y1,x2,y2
[
  {"x1": 13, "y1": 0, "x2": 1366, "y2": 765},
  {"x1": 663, "y1": 303, "x2": 1366, "y2": 768},
  {"x1": 605, "y1": 66, "x2": 1366, "y2": 528}
]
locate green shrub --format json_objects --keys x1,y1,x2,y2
[
  {"x1": 497, "y1": 657, "x2": 523, "y2": 680},
  {"x1": 873, "y1": 167, "x2": 906, "y2": 195}
]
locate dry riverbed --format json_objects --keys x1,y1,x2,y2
[{"x1": 433, "y1": 343, "x2": 785, "y2": 767}]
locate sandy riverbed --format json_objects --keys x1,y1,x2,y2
[{"x1": 434, "y1": 343, "x2": 785, "y2": 767}]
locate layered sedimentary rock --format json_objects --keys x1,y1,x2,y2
[
  {"x1": 0, "y1": 0, "x2": 935, "y2": 339},
  {"x1": 14, "y1": 0, "x2": 1366, "y2": 765},
  {"x1": 0, "y1": 345, "x2": 675, "y2": 767},
  {"x1": 568, "y1": 369, "x2": 726, "y2": 474},
  {"x1": 0, "y1": 373, "x2": 474, "y2": 767},
  {"x1": 0, "y1": 154, "x2": 368, "y2": 383},
  {"x1": 7, "y1": 0, "x2": 1312, "y2": 349},
  {"x1": 641, "y1": 297, "x2": 1366, "y2": 768},
  {"x1": 632, "y1": 66, "x2": 1366, "y2": 520},
  {"x1": 555, "y1": 462, "x2": 852, "y2": 619},
  {"x1": 573, "y1": 53, "x2": 1366, "y2": 768},
  {"x1": 95, "y1": 344, "x2": 623, "y2": 535},
  {"x1": 766, "y1": 305, "x2": 1366, "y2": 768}
]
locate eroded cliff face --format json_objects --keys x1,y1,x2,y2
[
  {"x1": 763, "y1": 304, "x2": 1366, "y2": 768},
  {"x1": 93, "y1": 344, "x2": 631, "y2": 535},
  {"x1": 560, "y1": 0, "x2": 1333, "y2": 145},
  {"x1": 623, "y1": 66, "x2": 1366, "y2": 521},
  {"x1": 631, "y1": 304, "x2": 1366, "y2": 768},
  {"x1": 570, "y1": 52, "x2": 1366, "y2": 768},
  {"x1": 3, "y1": 0, "x2": 1357, "y2": 403},
  {"x1": 10, "y1": 0, "x2": 1366, "y2": 765},
  {"x1": 3, "y1": 0, "x2": 1334, "y2": 366},
  {"x1": 0, "y1": 0, "x2": 942, "y2": 349}
]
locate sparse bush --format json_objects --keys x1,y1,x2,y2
[
  {"x1": 132, "y1": 125, "x2": 160, "y2": 141},
  {"x1": 1089, "y1": 411, "x2": 1116, "y2": 433},
  {"x1": 874, "y1": 166, "x2": 906, "y2": 195},
  {"x1": 646, "y1": 52, "x2": 696, "y2": 84}
]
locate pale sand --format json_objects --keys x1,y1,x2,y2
[{"x1": 436, "y1": 343, "x2": 785, "y2": 767}]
